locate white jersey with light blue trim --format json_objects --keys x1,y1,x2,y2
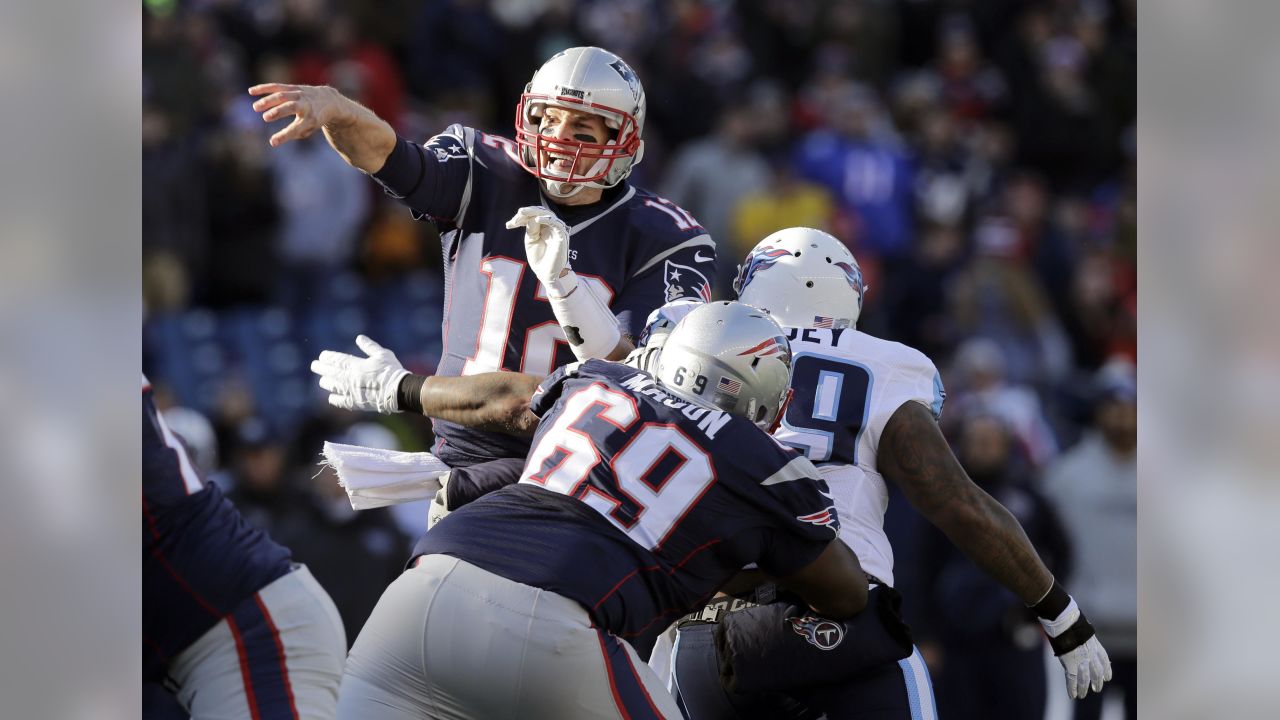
[{"x1": 773, "y1": 327, "x2": 945, "y2": 586}]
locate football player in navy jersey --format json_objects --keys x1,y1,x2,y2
[
  {"x1": 343, "y1": 228, "x2": 1116, "y2": 718},
  {"x1": 334, "y1": 303, "x2": 869, "y2": 719},
  {"x1": 143, "y1": 376, "x2": 347, "y2": 718},
  {"x1": 251, "y1": 47, "x2": 716, "y2": 494}
]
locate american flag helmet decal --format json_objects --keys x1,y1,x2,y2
[{"x1": 716, "y1": 376, "x2": 743, "y2": 395}]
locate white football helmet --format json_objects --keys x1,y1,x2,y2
[
  {"x1": 655, "y1": 301, "x2": 793, "y2": 429},
  {"x1": 629, "y1": 298, "x2": 703, "y2": 373},
  {"x1": 733, "y1": 227, "x2": 867, "y2": 329},
  {"x1": 515, "y1": 46, "x2": 647, "y2": 198}
]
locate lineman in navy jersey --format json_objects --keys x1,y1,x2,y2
[
  {"x1": 252, "y1": 47, "x2": 715, "y2": 471},
  {"x1": 336, "y1": 303, "x2": 869, "y2": 720},
  {"x1": 143, "y1": 376, "x2": 347, "y2": 718}
]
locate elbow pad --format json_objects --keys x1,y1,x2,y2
[{"x1": 546, "y1": 270, "x2": 621, "y2": 361}]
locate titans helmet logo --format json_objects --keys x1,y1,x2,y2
[
  {"x1": 833, "y1": 260, "x2": 865, "y2": 306},
  {"x1": 733, "y1": 245, "x2": 793, "y2": 295}
]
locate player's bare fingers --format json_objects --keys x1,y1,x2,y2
[
  {"x1": 263, "y1": 100, "x2": 305, "y2": 123},
  {"x1": 269, "y1": 116, "x2": 315, "y2": 147},
  {"x1": 252, "y1": 91, "x2": 300, "y2": 113},
  {"x1": 248, "y1": 82, "x2": 297, "y2": 97}
]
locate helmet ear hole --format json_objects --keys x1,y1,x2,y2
[
  {"x1": 794, "y1": 251, "x2": 802, "y2": 257},
  {"x1": 805, "y1": 281, "x2": 814, "y2": 288}
]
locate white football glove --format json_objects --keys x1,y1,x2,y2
[
  {"x1": 1040, "y1": 598, "x2": 1113, "y2": 699},
  {"x1": 506, "y1": 206, "x2": 576, "y2": 297},
  {"x1": 309, "y1": 335, "x2": 410, "y2": 414}
]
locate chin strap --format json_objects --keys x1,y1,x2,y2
[
  {"x1": 545, "y1": 270, "x2": 622, "y2": 361},
  {"x1": 541, "y1": 178, "x2": 585, "y2": 198},
  {"x1": 539, "y1": 153, "x2": 616, "y2": 198}
]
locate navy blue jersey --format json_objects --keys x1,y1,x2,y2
[
  {"x1": 372, "y1": 126, "x2": 716, "y2": 465},
  {"x1": 415, "y1": 360, "x2": 838, "y2": 651},
  {"x1": 142, "y1": 376, "x2": 292, "y2": 681}
]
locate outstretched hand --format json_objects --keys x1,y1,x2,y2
[
  {"x1": 248, "y1": 83, "x2": 346, "y2": 147},
  {"x1": 310, "y1": 335, "x2": 410, "y2": 414},
  {"x1": 248, "y1": 83, "x2": 396, "y2": 172}
]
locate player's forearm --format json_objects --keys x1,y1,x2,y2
[
  {"x1": 779, "y1": 540, "x2": 868, "y2": 620},
  {"x1": 317, "y1": 88, "x2": 397, "y2": 173},
  {"x1": 932, "y1": 488, "x2": 1054, "y2": 604},
  {"x1": 403, "y1": 373, "x2": 541, "y2": 436},
  {"x1": 880, "y1": 402, "x2": 1052, "y2": 604},
  {"x1": 719, "y1": 569, "x2": 767, "y2": 598},
  {"x1": 606, "y1": 335, "x2": 635, "y2": 361}
]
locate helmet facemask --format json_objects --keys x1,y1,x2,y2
[
  {"x1": 514, "y1": 48, "x2": 647, "y2": 197},
  {"x1": 514, "y1": 94, "x2": 643, "y2": 197}
]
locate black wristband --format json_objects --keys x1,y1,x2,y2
[
  {"x1": 1048, "y1": 613, "x2": 1096, "y2": 656},
  {"x1": 1030, "y1": 580, "x2": 1071, "y2": 621},
  {"x1": 396, "y1": 374, "x2": 426, "y2": 414}
]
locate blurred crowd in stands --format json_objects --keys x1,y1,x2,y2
[{"x1": 143, "y1": 0, "x2": 1136, "y2": 717}]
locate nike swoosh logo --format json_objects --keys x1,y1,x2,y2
[{"x1": 693, "y1": 252, "x2": 713, "y2": 263}]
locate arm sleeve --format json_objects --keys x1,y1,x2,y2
[
  {"x1": 747, "y1": 453, "x2": 844, "y2": 578},
  {"x1": 613, "y1": 239, "x2": 717, "y2": 339},
  {"x1": 444, "y1": 457, "x2": 528, "y2": 509},
  {"x1": 370, "y1": 126, "x2": 476, "y2": 225}
]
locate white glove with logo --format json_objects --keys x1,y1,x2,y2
[
  {"x1": 1040, "y1": 598, "x2": 1113, "y2": 699},
  {"x1": 310, "y1": 335, "x2": 410, "y2": 414},
  {"x1": 507, "y1": 206, "x2": 576, "y2": 297}
]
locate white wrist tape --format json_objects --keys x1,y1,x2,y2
[
  {"x1": 546, "y1": 270, "x2": 621, "y2": 361},
  {"x1": 545, "y1": 269, "x2": 578, "y2": 298},
  {"x1": 1039, "y1": 597, "x2": 1081, "y2": 638}
]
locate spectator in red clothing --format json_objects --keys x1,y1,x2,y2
[{"x1": 290, "y1": 14, "x2": 405, "y2": 129}]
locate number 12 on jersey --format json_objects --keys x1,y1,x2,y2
[{"x1": 462, "y1": 255, "x2": 615, "y2": 378}]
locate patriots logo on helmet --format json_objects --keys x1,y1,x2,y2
[
  {"x1": 789, "y1": 615, "x2": 846, "y2": 650},
  {"x1": 732, "y1": 245, "x2": 793, "y2": 295},
  {"x1": 736, "y1": 336, "x2": 788, "y2": 358},
  {"x1": 664, "y1": 260, "x2": 712, "y2": 303},
  {"x1": 609, "y1": 59, "x2": 642, "y2": 101}
]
